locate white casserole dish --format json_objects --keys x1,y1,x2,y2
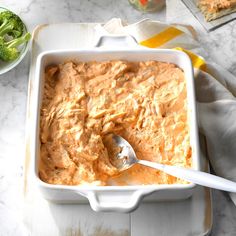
[{"x1": 32, "y1": 35, "x2": 200, "y2": 212}]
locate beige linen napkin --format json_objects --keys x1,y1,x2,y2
[{"x1": 97, "y1": 18, "x2": 236, "y2": 204}]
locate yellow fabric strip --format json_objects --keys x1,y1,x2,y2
[
  {"x1": 139, "y1": 27, "x2": 183, "y2": 48},
  {"x1": 174, "y1": 47, "x2": 207, "y2": 72}
]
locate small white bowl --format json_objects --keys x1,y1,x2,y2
[{"x1": 0, "y1": 7, "x2": 30, "y2": 75}]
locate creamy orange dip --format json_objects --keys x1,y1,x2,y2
[{"x1": 39, "y1": 60, "x2": 192, "y2": 186}]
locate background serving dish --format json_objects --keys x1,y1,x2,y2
[{"x1": 33, "y1": 35, "x2": 200, "y2": 212}]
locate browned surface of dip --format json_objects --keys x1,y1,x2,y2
[
  {"x1": 39, "y1": 60, "x2": 192, "y2": 186},
  {"x1": 198, "y1": 0, "x2": 236, "y2": 13},
  {"x1": 197, "y1": 0, "x2": 236, "y2": 21}
]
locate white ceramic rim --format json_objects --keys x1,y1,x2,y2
[{"x1": 33, "y1": 47, "x2": 200, "y2": 189}]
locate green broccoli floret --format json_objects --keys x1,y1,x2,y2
[
  {"x1": 0, "y1": 10, "x2": 24, "y2": 38},
  {"x1": 0, "y1": 36, "x2": 4, "y2": 44},
  {"x1": 0, "y1": 32, "x2": 31, "y2": 61},
  {"x1": 0, "y1": 44, "x2": 19, "y2": 61}
]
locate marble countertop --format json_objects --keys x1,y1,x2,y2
[{"x1": 0, "y1": 0, "x2": 236, "y2": 235}]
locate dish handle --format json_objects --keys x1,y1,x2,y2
[
  {"x1": 75, "y1": 189, "x2": 153, "y2": 212},
  {"x1": 94, "y1": 35, "x2": 139, "y2": 48},
  {"x1": 94, "y1": 25, "x2": 139, "y2": 48}
]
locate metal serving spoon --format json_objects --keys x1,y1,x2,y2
[{"x1": 112, "y1": 135, "x2": 236, "y2": 192}]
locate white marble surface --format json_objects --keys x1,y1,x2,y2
[{"x1": 0, "y1": 0, "x2": 235, "y2": 235}]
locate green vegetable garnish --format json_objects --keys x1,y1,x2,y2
[
  {"x1": 0, "y1": 10, "x2": 24, "y2": 38},
  {"x1": 0, "y1": 10, "x2": 31, "y2": 62},
  {"x1": 0, "y1": 32, "x2": 31, "y2": 61}
]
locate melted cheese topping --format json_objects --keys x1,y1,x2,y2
[
  {"x1": 39, "y1": 60, "x2": 192, "y2": 186},
  {"x1": 198, "y1": 0, "x2": 236, "y2": 13}
]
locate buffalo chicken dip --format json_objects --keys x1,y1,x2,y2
[{"x1": 39, "y1": 60, "x2": 192, "y2": 186}]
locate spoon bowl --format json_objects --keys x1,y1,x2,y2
[{"x1": 112, "y1": 135, "x2": 138, "y2": 171}]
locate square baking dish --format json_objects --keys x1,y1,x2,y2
[{"x1": 32, "y1": 36, "x2": 200, "y2": 212}]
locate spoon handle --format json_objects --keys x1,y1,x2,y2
[{"x1": 138, "y1": 160, "x2": 236, "y2": 192}]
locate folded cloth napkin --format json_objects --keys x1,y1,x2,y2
[{"x1": 97, "y1": 18, "x2": 236, "y2": 205}]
